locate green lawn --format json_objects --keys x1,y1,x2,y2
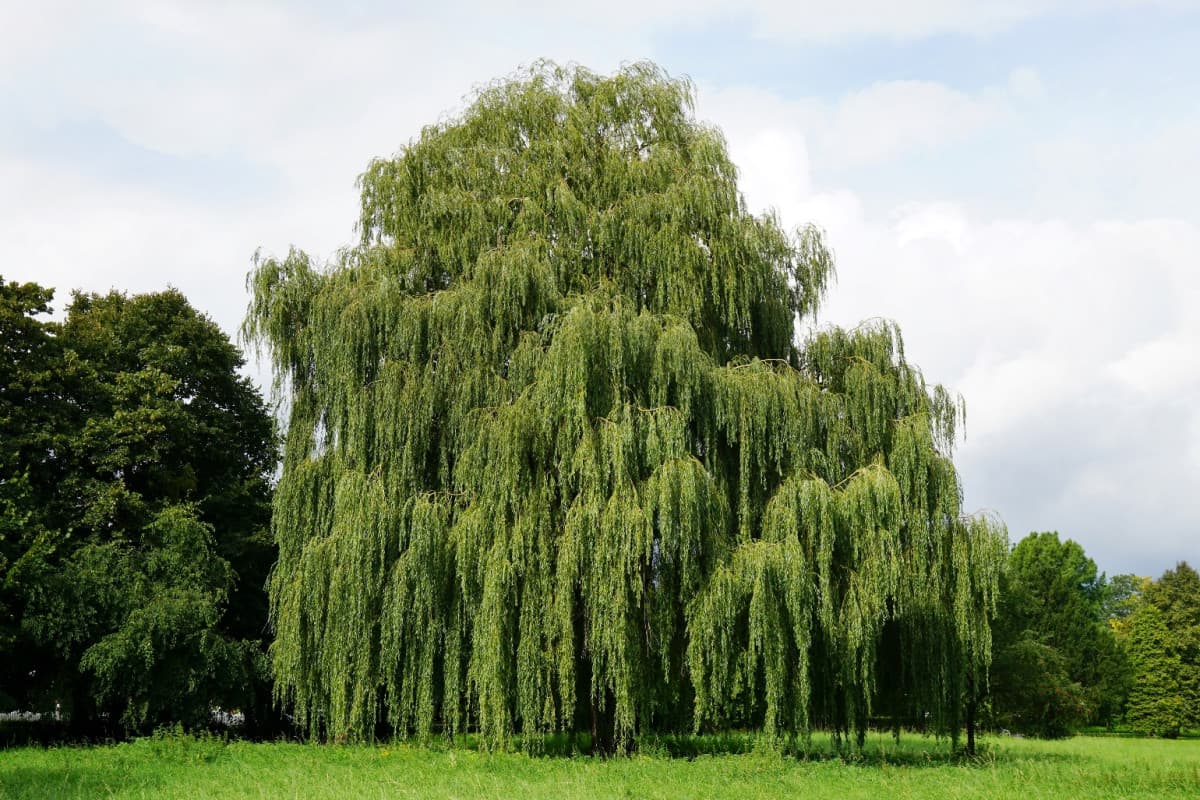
[{"x1": 2, "y1": 733, "x2": 1198, "y2": 799}]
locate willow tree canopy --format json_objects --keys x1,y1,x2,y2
[{"x1": 244, "y1": 61, "x2": 1006, "y2": 750}]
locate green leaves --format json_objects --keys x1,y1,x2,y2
[
  {"x1": 0, "y1": 281, "x2": 277, "y2": 733},
  {"x1": 990, "y1": 532, "x2": 1128, "y2": 732},
  {"x1": 79, "y1": 507, "x2": 246, "y2": 731},
  {"x1": 247, "y1": 62, "x2": 1005, "y2": 749},
  {"x1": 1129, "y1": 563, "x2": 1200, "y2": 736},
  {"x1": 1126, "y1": 602, "x2": 1190, "y2": 738}
]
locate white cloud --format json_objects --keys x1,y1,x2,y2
[
  {"x1": 0, "y1": 1, "x2": 83, "y2": 69},
  {"x1": 698, "y1": 69, "x2": 1037, "y2": 176},
  {"x1": 523, "y1": 0, "x2": 1187, "y2": 43},
  {"x1": 1030, "y1": 119, "x2": 1200, "y2": 221},
  {"x1": 819, "y1": 81, "x2": 1003, "y2": 165},
  {"x1": 1109, "y1": 336, "x2": 1200, "y2": 396},
  {"x1": 893, "y1": 203, "x2": 972, "y2": 253},
  {"x1": 2, "y1": 156, "x2": 259, "y2": 334},
  {"x1": 1005, "y1": 67, "x2": 1047, "y2": 102}
]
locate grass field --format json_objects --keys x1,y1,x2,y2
[{"x1": 2, "y1": 732, "x2": 1198, "y2": 799}]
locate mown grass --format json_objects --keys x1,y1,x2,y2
[{"x1": 2, "y1": 731, "x2": 1198, "y2": 799}]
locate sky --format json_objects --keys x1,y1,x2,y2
[{"x1": 3, "y1": 0, "x2": 1197, "y2": 577}]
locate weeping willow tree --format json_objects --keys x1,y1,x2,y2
[{"x1": 244, "y1": 61, "x2": 1006, "y2": 752}]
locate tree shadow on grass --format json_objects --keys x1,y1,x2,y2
[
  {"x1": 426, "y1": 730, "x2": 1087, "y2": 768},
  {"x1": 631, "y1": 732, "x2": 1005, "y2": 767}
]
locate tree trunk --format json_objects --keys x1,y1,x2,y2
[
  {"x1": 590, "y1": 690, "x2": 616, "y2": 756},
  {"x1": 965, "y1": 689, "x2": 977, "y2": 756}
]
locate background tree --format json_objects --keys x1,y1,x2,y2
[
  {"x1": 1142, "y1": 562, "x2": 1200, "y2": 728},
  {"x1": 0, "y1": 278, "x2": 68, "y2": 709},
  {"x1": 1103, "y1": 573, "x2": 1148, "y2": 640},
  {"x1": 0, "y1": 282, "x2": 277, "y2": 734},
  {"x1": 246, "y1": 61, "x2": 1006, "y2": 752},
  {"x1": 990, "y1": 532, "x2": 1129, "y2": 733},
  {"x1": 989, "y1": 635, "x2": 1089, "y2": 737},
  {"x1": 1125, "y1": 601, "x2": 1189, "y2": 737}
]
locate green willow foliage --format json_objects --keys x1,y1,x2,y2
[{"x1": 244, "y1": 62, "x2": 1007, "y2": 749}]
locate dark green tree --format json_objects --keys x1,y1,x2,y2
[
  {"x1": 989, "y1": 634, "x2": 1089, "y2": 737},
  {"x1": 1143, "y1": 562, "x2": 1200, "y2": 727},
  {"x1": 990, "y1": 532, "x2": 1128, "y2": 732},
  {"x1": 246, "y1": 62, "x2": 1007, "y2": 752},
  {"x1": 0, "y1": 278, "x2": 68, "y2": 708},
  {"x1": 0, "y1": 282, "x2": 277, "y2": 733},
  {"x1": 1126, "y1": 602, "x2": 1189, "y2": 737}
]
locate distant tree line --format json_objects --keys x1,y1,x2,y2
[{"x1": 989, "y1": 531, "x2": 1199, "y2": 738}]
